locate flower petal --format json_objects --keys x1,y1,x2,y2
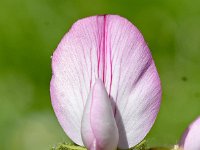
[
  {"x1": 50, "y1": 15, "x2": 161, "y2": 148},
  {"x1": 81, "y1": 79, "x2": 119, "y2": 150},
  {"x1": 96, "y1": 15, "x2": 161, "y2": 148},
  {"x1": 50, "y1": 16, "x2": 108, "y2": 145},
  {"x1": 179, "y1": 117, "x2": 200, "y2": 150}
]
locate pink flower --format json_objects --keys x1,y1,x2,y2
[
  {"x1": 179, "y1": 117, "x2": 200, "y2": 150},
  {"x1": 50, "y1": 15, "x2": 161, "y2": 150}
]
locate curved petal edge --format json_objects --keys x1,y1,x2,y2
[{"x1": 179, "y1": 117, "x2": 200, "y2": 150}]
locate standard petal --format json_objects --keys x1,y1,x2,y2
[
  {"x1": 102, "y1": 15, "x2": 161, "y2": 148},
  {"x1": 50, "y1": 16, "x2": 107, "y2": 145},
  {"x1": 81, "y1": 79, "x2": 118, "y2": 150},
  {"x1": 50, "y1": 15, "x2": 161, "y2": 147},
  {"x1": 179, "y1": 117, "x2": 200, "y2": 150}
]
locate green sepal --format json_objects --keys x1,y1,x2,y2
[
  {"x1": 50, "y1": 142, "x2": 86, "y2": 150},
  {"x1": 148, "y1": 148, "x2": 171, "y2": 150},
  {"x1": 50, "y1": 140, "x2": 182, "y2": 150},
  {"x1": 51, "y1": 139, "x2": 147, "y2": 150},
  {"x1": 126, "y1": 140, "x2": 147, "y2": 150}
]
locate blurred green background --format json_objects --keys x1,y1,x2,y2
[{"x1": 0, "y1": 0, "x2": 200, "y2": 149}]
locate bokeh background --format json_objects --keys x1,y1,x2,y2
[{"x1": 0, "y1": 0, "x2": 200, "y2": 149}]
